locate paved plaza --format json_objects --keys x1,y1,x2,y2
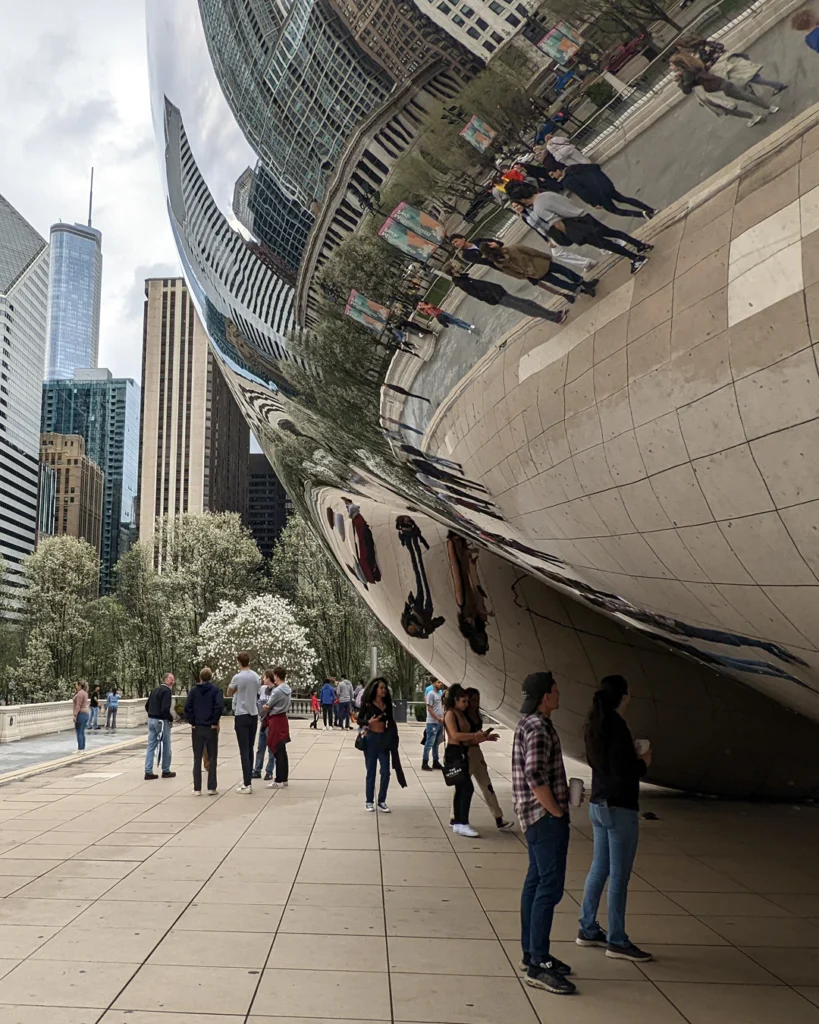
[
  {"x1": 407, "y1": 11, "x2": 818, "y2": 430},
  {"x1": 0, "y1": 721, "x2": 817, "y2": 1023}
]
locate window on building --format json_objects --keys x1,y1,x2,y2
[
  {"x1": 516, "y1": 2, "x2": 528, "y2": 13},
  {"x1": 476, "y1": 16, "x2": 488, "y2": 29},
  {"x1": 467, "y1": 24, "x2": 480, "y2": 37},
  {"x1": 483, "y1": 40, "x2": 497, "y2": 51},
  {"x1": 437, "y1": 1, "x2": 451, "y2": 10},
  {"x1": 452, "y1": 13, "x2": 466, "y2": 24},
  {"x1": 489, "y1": 0, "x2": 504, "y2": 12},
  {"x1": 491, "y1": 30, "x2": 504, "y2": 42},
  {"x1": 506, "y1": 11, "x2": 521, "y2": 24},
  {"x1": 460, "y1": 4, "x2": 475, "y2": 15}
]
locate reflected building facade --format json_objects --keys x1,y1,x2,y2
[
  {"x1": 0, "y1": 194, "x2": 50, "y2": 604},
  {"x1": 45, "y1": 222, "x2": 102, "y2": 380}
]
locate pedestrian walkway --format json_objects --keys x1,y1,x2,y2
[
  {"x1": 0, "y1": 727, "x2": 142, "y2": 778},
  {"x1": 0, "y1": 720, "x2": 817, "y2": 1022}
]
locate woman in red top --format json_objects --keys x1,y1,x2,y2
[{"x1": 416, "y1": 301, "x2": 476, "y2": 334}]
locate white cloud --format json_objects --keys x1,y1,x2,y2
[{"x1": 0, "y1": 0, "x2": 180, "y2": 382}]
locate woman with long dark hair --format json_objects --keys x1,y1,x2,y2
[
  {"x1": 577, "y1": 675, "x2": 653, "y2": 962},
  {"x1": 358, "y1": 677, "x2": 396, "y2": 812},
  {"x1": 444, "y1": 683, "x2": 495, "y2": 837}
]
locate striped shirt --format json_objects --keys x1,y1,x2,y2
[{"x1": 512, "y1": 713, "x2": 569, "y2": 832}]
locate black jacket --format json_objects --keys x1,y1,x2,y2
[
  {"x1": 586, "y1": 712, "x2": 647, "y2": 811},
  {"x1": 184, "y1": 682, "x2": 224, "y2": 728},
  {"x1": 452, "y1": 275, "x2": 506, "y2": 305},
  {"x1": 145, "y1": 684, "x2": 173, "y2": 722},
  {"x1": 458, "y1": 238, "x2": 500, "y2": 267}
]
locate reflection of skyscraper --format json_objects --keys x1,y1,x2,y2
[
  {"x1": 137, "y1": 279, "x2": 249, "y2": 542},
  {"x1": 0, "y1": 194, "x2": 50, "y2": 603},
  {"x1": 163, "y1": 100, "x2": 300, "y2": 368},
  {"x1": 232, "y1": 166, "x2": 314, "y2": 280},
  {"x1": 41, "y1": 369, "x2": 141, "y2": 593},
  {"x1": 45, "y1": 217, "x2": 103, "y2": 380}
]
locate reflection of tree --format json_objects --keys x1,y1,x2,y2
[
  {"x1": 545, "y1": 0, "x2": 681, "y2": 36},
  {"x1": 317, "y1": 234, "x2": 405, "y2": 305}
]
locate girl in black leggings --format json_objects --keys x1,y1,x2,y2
[{"x1": 444, "y1": 684, "x2": 498, "y2": 838}]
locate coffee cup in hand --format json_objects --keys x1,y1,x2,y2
[
  {"x1": 635, "y1": 739, "x2": 651, "y2": 757},
  {"x1": 569, "y1": 777, "x2": 584, "y2": 807}
]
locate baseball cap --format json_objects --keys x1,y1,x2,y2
[{"x1": 519, "y1": 671, "x2": 555, "y2": 715}]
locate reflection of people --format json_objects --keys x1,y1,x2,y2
[
  {"x1": 445, "y1": 264, "x2": 568, "y2": 325},
  {"x1": 792, "y1": 9, "x2": 819, "y2": 50},
  {"x1": 384, "y1": 382, "x2": 430, "y2": 404},
  {"x1": 447, "y1": 532, "x2": 491, "y2": 655},
  {"x1": 397, "y1": 515, "x2": 445, "y2": 638},
  {"x1": 549, "y1": 164, "x2": 655, "y2": 220},
  {"x1": 344, "y1": 499, "x2": 381, "y2": 584}
]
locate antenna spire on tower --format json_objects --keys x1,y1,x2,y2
[{"x1": 88, "y1": 167, "x2": 95, "y2": 227}]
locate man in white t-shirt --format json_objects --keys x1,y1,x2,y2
[{"x1": 422, "y1": 679, "x2": 445, "y2": 771}]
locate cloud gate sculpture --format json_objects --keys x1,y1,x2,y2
[{"x1": 147, "y1": 0, "x2": 819, "y2": 798}]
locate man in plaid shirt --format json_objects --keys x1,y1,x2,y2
[{"x1": 512, "y1": 671, "x2": 575, "y2": 996}]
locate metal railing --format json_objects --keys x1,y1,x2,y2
[{"x1": 569, "y1": 0, "x2": 768, "y2": 149}]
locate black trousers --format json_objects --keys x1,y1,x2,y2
[
  {"x1": 192, "y1": 725, "x2": 218, "y2": 792},
  {"x1": 322, "y1": 705, "x2": 334, "y2": 727},
  {"x1": 274, "y1": 741, "x2": 289, "y2": 783},
  {"x1": 452, "y1": 773, "x2": 475, "y2": 825},
  {"x1": 234, "y1": 714, "x2": 257, "y2": 786}
]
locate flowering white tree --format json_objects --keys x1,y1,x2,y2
[{"x1": 197, "y1": 595, "x2": 316, "y2": 689}]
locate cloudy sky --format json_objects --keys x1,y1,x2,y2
[{"x1": 1, "y1": 0, "x2": 181, "y2": 381}]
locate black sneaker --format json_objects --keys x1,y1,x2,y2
[
  {"x1": 543, "y1": 956, "x2": 572, "y2": 976},
  {"x1": 606, "y1": 941, "x2": 653, "y2": 962},
  {"x1": 263, "y1": 774, "x2": 273, "y2": 781},
  {"x1": 525, "y1": 963, "x2": 576, "y2": 994},
  {"x1": 421, "y1": 763, "x2": 433, "y2": 772},
  {"x1": 576, "y1": 925, "x2": 608, "y2": 948},
  {"x1": 251, "y1": 771, "x2": 262, "y2": 779},
  {"x1": 555, "y1": 309, "x2": 569, "y2": 325},
  {"x1": 496, "y1": 818, "x2": 514, "y2": 831},
  {"x1": 161, "y1": 771, "x2": 176, "y2": 779},
  {"x1": 630, "y1": 256, "x2": 649, "y2": 275},
  {"x1": 144, "y1": 772, "x2": 158, "y2": 780}
]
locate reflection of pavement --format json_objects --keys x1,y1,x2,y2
[
  {"x1": 405, "y1": 13, "x2": 813, "y2": 433},
  {"x1": 0, "y1": 728, "x2": 142, "y2": 777}
]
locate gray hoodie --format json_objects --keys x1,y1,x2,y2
[{"x1": 336, "y1": 678, "x2": 354, "y2": 702}]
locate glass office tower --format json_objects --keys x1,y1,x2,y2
[
  {"x1": 41, "y1": 370, "x2": 140, "y2": 592},
  {"x1": 45, "y1": 222, "x2": 103, "y2": 380}
]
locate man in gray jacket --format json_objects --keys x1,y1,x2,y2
[{"x1": 336, "y1": 677, "x2": 355, "y2": 730}]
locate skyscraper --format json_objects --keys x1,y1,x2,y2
[
  {"x1": 45, "y1": 175, "x2": 103, "y2": 380},
  {"x1": 137, "y1": 278, "x2": 249, "y2": 542},
  {"x1": 244, "y1": 452, "x2": 293, "y2": 558},
  {"x1": 39, "y1": 434, "x2": 104, "y2": 555},
  {"x1": 41, "y1": 369, "x2": 141, "y2": 592},
  {"x1": 0, "y1": 194, "x2": 50, "y2": 603}
]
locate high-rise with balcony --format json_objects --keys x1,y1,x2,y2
[
  {"x1": 137, "y1": 278, "x2": 249, "y2": 542},
  {"x1": 41, "y1": 369, "x2": 141, "y2": 592},
  {"x1": 45, "y1": 192, "x2": 103, "y2": 381},
  {"x1": 0, "y1": 194, "x2": 50, "y2": 604}
]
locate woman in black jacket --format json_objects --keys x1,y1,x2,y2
[
  {"x1": 358, "y1": 677, "x2": 397, "y2": 812},
  {"x1": 549, "y1": 164, "x2": 655, "y2": 220},
  {"x1": 443, "y1": 264, "x2": 567, "y2": 325},
  {"x1": 577, "y1": 675, "x2": 653, "y2": 963}
]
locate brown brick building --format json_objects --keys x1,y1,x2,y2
[{"x1": 40, "y1": 434, "x2": 104, "y2": 555}]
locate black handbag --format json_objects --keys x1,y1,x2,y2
[
  {"x1": 443, "y1": 743, "x2": 469, "y2": 787},
  {"x1": 355, "y1": 727, "x2": 368, "y2": 752}
]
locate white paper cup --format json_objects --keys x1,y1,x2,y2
[
  {"x1": 635, "y1": 739, "x2": 651, "y2": 757},
  {"x1": 569, "y1": 777, "x2": 584, "y2": 807}
]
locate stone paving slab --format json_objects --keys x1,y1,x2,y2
[{"x1": 0, "y1": 721, "x2": 817, "y2": 1022}]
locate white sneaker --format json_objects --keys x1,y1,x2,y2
[
  {"x1": 192, "y1": 790, "x2": 201, "y2": 796},
  {"x1": 453, "y1": 823, "x2": 480, "y2": 838},
  {"x1": 267, "y1": 781, "x2": 286, "y2": 789},
  {"x1": 207, "y1": 790, "x2": 218, "y2": 796},
  {"x1": 747, "y1": 114, "x2": 764, "y2": 127},
  {"x1": 236, "y1": 784, "x2": 252, "y2": 794},
  {"x1": 366, "y1": 802, "x2": 375, "y2": 812},
  {"x1": 377, "y1": 802, "x2": 391, "y2": 813},
  {"x1": 768, "y1": 104, "x2": 780, "y2": 114}
]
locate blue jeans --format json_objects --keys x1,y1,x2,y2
[
  {"x1": 438, "y1": 313, "x2": 472, "y2": 330},
  {"x1": 89, "y1": 706, "x2": 99, "y2": 729},
  {"x1": 254, "y1": 723, "x2": 275, "y2": 775},
  {"x1": 145, "y1": 719, "x2": 172, "y2": 774},
  {"x1": 521, "y1": 813, "x2": 570, "y2": 964},
  {"x1": 579, "y1": 802, "x2": 639, "y2": 947},
  {"x1": 75, "y1": 712, "x2": 89, "y2": 750},
  {"x1": 423, "y1": 722, "x2": 443, "y2": 765},
  {"x1": 364, "y1": 733, "x2": 390, "y2": 804},
  {"x1": 337, "y1": 702, "x2": 352, "y2": 728}
]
